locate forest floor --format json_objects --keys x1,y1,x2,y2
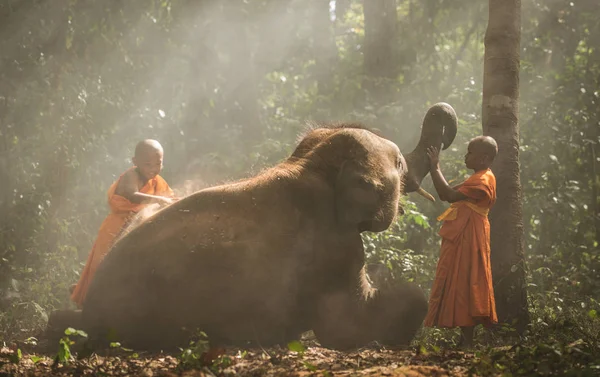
[
  {"x1": 1, "y1": 332, "x2": 597, "y2": 376},
  {"x1": 0, "y1": 342, "x2": 477, "y2": 377}
]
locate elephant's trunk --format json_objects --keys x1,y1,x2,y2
[{"x1": 404, "y1": 103, "x2": 458, "y2": 199}]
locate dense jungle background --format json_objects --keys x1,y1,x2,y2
[{"x1": 0, "y1": 0, "x2": 599, "y2": 375}]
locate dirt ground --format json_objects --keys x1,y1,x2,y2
[{"x1": 1, "y1": 341, "x2": 480, "y2": 377}]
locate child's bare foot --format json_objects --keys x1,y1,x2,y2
[
  {"x1": 458, "y1": 337, "x2": 474, "y2": 350},
  {"x1": 459, "y1": 326, "x2": 474, "y2": 350},
  {"x1": 481, "y1": 328, "x2": 493, "y2": 347}
]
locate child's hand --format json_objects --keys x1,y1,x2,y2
[{"x1": 427, "y1": 146, "x2": 441, "y2": 168}]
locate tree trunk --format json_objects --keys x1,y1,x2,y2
[
  {"x1": 363, "y1": 0, "x2": 397, "y2": 81},
  {"x1": 482, "y1": 0, "x2": 529, "y2": 333},
  {"x1": 591, "y1": 144, "x2": 600, "y2": 242},
  {"x1": 312, "y1": 1, "x2": 337, "y2": 94},
  {"x1": 335, "y1": 0, "x2": 350, "y2": 23},
  {"x1": 221, "y1": 2, "x2": 262, "y2": 149}
]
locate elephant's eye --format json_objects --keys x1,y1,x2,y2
[{"x1": 396, "y1": 155, "x2": 405, "y2": 171}]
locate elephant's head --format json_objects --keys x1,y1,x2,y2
[
  {"x1": 291, "y1": 103, "x2": 457, "y2": 233},
  {"x1": 292, "y1": 125, "x2": 404, "y2": 233},
  {"x1": 403, "y1": 103, "x2": 458, "y2": 199}
]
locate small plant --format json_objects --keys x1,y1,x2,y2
[
  {"x1": 54, "y1": 327, "x2": 87, "y2": 365},
  {"x1": 287, "y1": 340, "x2": 331, "y2": 376},
  {"x1": 211, "y1": 354, "x2": 233, "y2": 372},
  {"x1": 7, "y1": 348, "x2": 22, "y2": 365},
  {"x1": 177, "y1": 331, "x2": 210, "y2": 370},
  {"x1": 109, "y1": 341, "x2": 137, "y2": 358}
]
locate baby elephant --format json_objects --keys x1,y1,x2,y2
[{"x1": 82, "y1": 104, "x2": 458, "y2": 350}]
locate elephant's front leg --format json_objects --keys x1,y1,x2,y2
[
  {"x1": 312, "y1": 266, "x2": 428, "y2": 349},
  {"x1": 312, "y1": 266, "x2": 375, "y2": 350}
]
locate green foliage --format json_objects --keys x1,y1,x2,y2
[
  {"x1": 176, "y1": 331, "x2": 237, "y2": 374},
  {"x1": 54, "y1": 327, "x2": 87, "y2": 365},
  {"x1": 287, "y1": 340, "x2": 306, "y2": 356},
  {"x1": 56, "y1": 337, "x2": 73, "y2": 365},
  {"x1": 287, "y1": 340, "x2": 324, "y2": 374},
  {"x1": 363, "y1": 199, "x2": 438, "y2": 292},
  {"x1": 177, "y1": 331, "x2": 210, "y2": 371},
  {"x1": 469, "y1": 339, "x2": 600, "y2": 376},
  {"x1": 6, "y1": 348, "x2": 22, "y2": 365},
  {"x1": 413, "y1": 289, "x2": 600, "y2": 374}
]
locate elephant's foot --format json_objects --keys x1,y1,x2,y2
[
  {"x1": 312, "y1": 292, "x2": 368, "y2": 350},
  {"x1": 369, "y1": 282, "x2": 428, "y2": 347},
  {"x1": 311, "y1": 283, "x2": 427, "y2": 350}
]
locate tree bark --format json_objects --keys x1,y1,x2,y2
[
  {"x1": 335, "y1": 0, "x2": 350, "y2": 23},
  {"x1": 220, "y1": 2, "x2": 262, "y2": 149},
  {"x1": 591, "y1": 144, "x2": 600, "y2": 243},
  {"x1": 482, "y1": 0, "x2": 529, "y2": 333},
  {"x1": 363, "y1": 0, "x2": 397, "y2": 80},
  {"x1": 312, "y1": 1, "x2": 337, "y2": 94}
]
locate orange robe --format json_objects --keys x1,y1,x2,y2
[
  {"x1": 70, "y1": 168, "x2": 173, "y2": 308},
  {"x1": 424, "y1": 169, "x2": 498, "y2": 328}
]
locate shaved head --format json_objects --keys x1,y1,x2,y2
[
  {"x1": 469, "y1": 136, "x2": 498, "y2": 162},
  {"x1": 132, "y1": 139, "x2": 165, "y2": 180},
  {"x1": 135, "y1": 139, "x2": 164, "y2": 159}
]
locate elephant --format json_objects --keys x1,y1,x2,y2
[{"x1": 80, "y1": 103, "x2": 458, "y2": 350}]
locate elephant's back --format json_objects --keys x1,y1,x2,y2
[{"x1": 81, "y1": 181, "x2": 312, "y2": 345}]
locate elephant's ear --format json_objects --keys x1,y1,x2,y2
[{"x1": 334, "y1": 160, "x2": 380, "y2": 228}]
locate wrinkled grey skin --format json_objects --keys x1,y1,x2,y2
[{"x1": 81, "y1": 104, "x2": 457, "y2": 350}]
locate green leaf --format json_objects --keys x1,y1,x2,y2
[
  {"x1": 8, "y1": 349, "x2": 22, "y2": 364},
  {"x1": 287, "y1": 340, "x2": 306, "y2": 356},
  {"x1": 57, "y1": 337, "x2": 72, "y2": 364},
  {"x1": 24, "y1": 337, "x2": 38, "y2": 346},
  {"x1": 76, "y1": 329, "x2": 88, "y2": 338},
  {"x1": 64, "y1": 328, "x2": 87, "y2": 338},
  {"x1": 588, "y1": 309, "x2": 597, "y2": 319}
]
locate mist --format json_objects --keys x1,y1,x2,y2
[{"x1": 0, "y1": 0, "x2": 598, "y2": 361}]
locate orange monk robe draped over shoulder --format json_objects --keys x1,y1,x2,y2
[
  {"x1": 70, "y1": 168, "x2": 174, "y2": 308},
  {"x1": 424, "y1": 168, "x2": 498, "y2": 328}
]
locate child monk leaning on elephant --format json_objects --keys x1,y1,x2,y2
[
  {"x1": 70, "y1": 139, "x2": 177, "y2": 309},
  {"x1": 423, "y1": 135, "x2": 499, "y2": 348}
]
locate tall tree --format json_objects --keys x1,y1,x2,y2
[
  {"x1": 482, "y1": 0, "x2": 529, "y2": 332},
  {"x1": 312, "y1": 0, "x2": 337, "y2": 94},
  {"x1": 363, "y1": 0, "x2": 398, "y2": 100},
  {"x1": 217, "y1": 2, "x2": 262, "y2": 150}
]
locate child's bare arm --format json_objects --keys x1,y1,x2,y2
[
  {"x1": 114, "y1": 170, "x2": 140, "y2": 202},
  {"x1": 132, "y1": 191, "x2": 176, "y2": 204},
  {"x1": 115, "y1": 170, "x2": 174, "y2": 205},
  {"x1": 427, "y1": 147, "x2": 468, "y2": 203}
]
